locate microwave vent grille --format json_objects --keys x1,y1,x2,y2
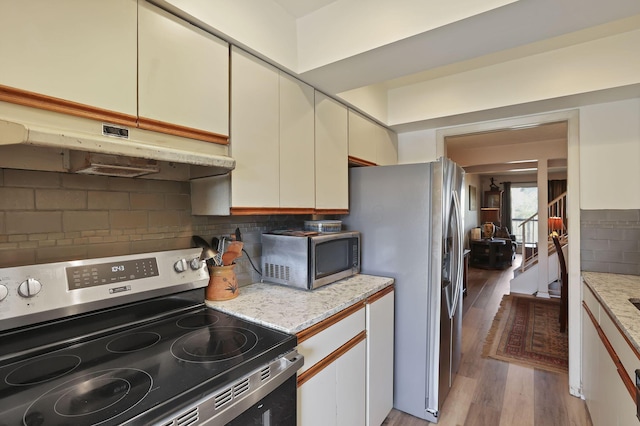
[{"x1": 264, "y1": 263, "x2": 290, "y2": 282}]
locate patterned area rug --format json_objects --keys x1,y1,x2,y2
[{"x1": 482, "y1": 294, "x2": 568, "y2": 373}]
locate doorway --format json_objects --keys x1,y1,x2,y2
[{"x1": 435, "y1": 109, "x2": 581, "y2": 397}]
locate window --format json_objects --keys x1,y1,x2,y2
[{"x1": 510, "y1": 184, "x2": 538, "y2": 244}]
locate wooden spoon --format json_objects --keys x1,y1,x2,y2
[{"x1": 222, "y1": 241, "x2": 243, "y2": 265}]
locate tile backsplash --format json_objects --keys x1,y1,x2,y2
[
  {"x1": 0, "y1": 169, "x2": 304, "y2": 286},
  {"x1": 580, "y1": 209, "x2": 640, "y2": 276}
]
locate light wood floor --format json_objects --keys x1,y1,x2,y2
[{"x1": 382, "y1": 258, "x2": 592, "y2": 426}]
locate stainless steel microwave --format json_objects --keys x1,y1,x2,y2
[{"x1": 261, "y1": 231, "x2": 361, "y2": 290}]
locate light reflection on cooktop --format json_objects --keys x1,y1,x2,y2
[
  {"x1": 171, "y1": 326, "x2": 258, "y2": 363},
  {"x1": 24, "y1": 368, "x2": 152, "y2": 426}
]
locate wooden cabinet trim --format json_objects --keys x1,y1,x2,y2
[
  {"x1": 583, "y1": 301, "x2": 636, "y2": 401},
  {"x1": 138, "y1": 117, "x2": 228, "y2": 145},
  {"x1": 296, "y1": 302, "x2": 365, "y2": 344},
  {"x1": 229, "y1": 207, "x2": 316, "y2": 215},
  {"x1": 297, "y1": 330, "x2": 366, "y2": 388},
  {"x1": 314, "y1": 208, "x2": 349, "y2": 215},
  {"x1": 0, "y1": 85, "x2": 230, "y2": 146},
  {"x1": 348, "y1": 156, "x2": 377, "y2": 167},
  {"x1": 366, "y1": 285, "x2": 394, "y2": 304},
  {"x1": 585, "y1": 282, "x2": 640, "y2": 358},
  {"x1": 0, "y1": 84, "x2": 137, "y2": 127}
]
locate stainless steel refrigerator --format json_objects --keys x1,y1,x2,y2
[{"x1": 342, "y1": 158, "x2": 464, "y2": 423}]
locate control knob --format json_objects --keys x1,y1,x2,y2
[
  {"x1": 173, "y1": 259, "x2": 188, "y2": 273},
  {"x1": 189, "y1": 258, "x2": 202, "y2": 270},
  {"x1": 0, "y1": 284, "x2": 8, "y2": 301},
  {"x1": 18, "y1": 278, "x2": 42, "y2": 298}
]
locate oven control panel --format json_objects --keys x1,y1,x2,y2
[
  {"x1": 0, "y1": 248, "x2": 209, "y2": 330},
  {"x1": 66, "y1": 257, "x2": 160, "y2": 291}
]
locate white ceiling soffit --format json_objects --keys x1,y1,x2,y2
[
  {"x1": 272, "y1": 0, "x2": 338, "y2": 18},
  {"x1": 288, "y1": 0, "x2": 640, "y2": 94}
]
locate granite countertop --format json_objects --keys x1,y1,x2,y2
[
  {"x1": 582, "y1": 271, "x2": 640, "y2": 352},
  {"x1": 204, "y1": 274, "x2": 394, "y2": 334}
]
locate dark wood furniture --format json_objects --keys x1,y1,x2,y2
[
  {"x1": 484, "y1": 190, "x2": 502, "y2": 210},
  {"x1": 469, "y1": 238, "x2": 514, "y2": 269},
  {"x1": 552, "y1": 235, "x2": 568, "y2": 333}
]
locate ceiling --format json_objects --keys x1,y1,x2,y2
[
  {"x1": 268, "y1": 1, "x2": 640, "y2": 179},
  {"x1": 270, "y1": 0, "x2": 640, "y2": 96},
  {"x1": 445, "y1": 121, "x2": 569, "y2": 176},
  {"x1": 166, "y1": 0, "x2": 638, "y2": 176}
]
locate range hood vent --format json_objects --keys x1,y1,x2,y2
[
  {"x1": 70, "y1": 152, "x2": 161, "y2": 178},
  {"x1": 0, "y1": 117, "x2": 235, "y2": 178}
]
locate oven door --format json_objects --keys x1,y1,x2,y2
[
  {"x1": 163, "y1": 350, "x2": 303, "y2": 426},
  {"x1": 225, "y1": 375, "x2": 297, "y2": 426}
]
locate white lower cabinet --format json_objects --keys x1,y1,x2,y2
[
  {"x1": 298, "y1": 339, "x2": 366, "y2": 426},
  {"x1": 297, "y1": 305, "x2": 366, "y2": 426},
  {"x1": 336, "y1": 340, "x2": 367, "y2": 425},
  {"x1": 366, "y1": 289, "x2": 395, "y2": 426},
  {"x1": 582, "y1": 282, "x2": 638, "y2": 426},
  {"x1": 297, "y1": 286, "x2": 395, "y2": 426}
]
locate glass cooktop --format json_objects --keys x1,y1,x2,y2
[{"x1": 0, "y1": 298, "x2": 296, "y2": 426}]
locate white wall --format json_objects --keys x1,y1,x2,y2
[
  {"x1": 397, "y1": 129, "x2": 437, "y2": 164},
  {"x1": 295, "y1": 0, "x2": 515, "y2": 73},
  {"x1": 388, "y1": 29, "x2": 640, "y2": 126},
  {"x1": 338, "y1": 84, "x2": 389, "y2": 123},
  {"x1": 464, "y1": 174, "x2": 482, "y2": 248},
  {"x1": 579, "y1": 98, "x2": 640, "y2": 209},
  {"x1": 162, "y1": 0, "x2": 299, "y2": 71}
]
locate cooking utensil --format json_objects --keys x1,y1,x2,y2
[
  {"x1": 222, "y1": 241, "x2": 244, "y2": 265},
  {"x1": 213, "y1": 237, "x2": 225, "y2": 267},
  {"x1": 192, "y1": 235, "x2": 210, "y2": 250},
  {"x1": 234, "y1": 227, "x2": 242, "y2": 242},
  {"x1": 192, "y1": 235, "x2": 218, "y2": 266}
]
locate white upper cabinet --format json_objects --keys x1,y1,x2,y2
[
  {"x1": 348, "y1": 109, "x2": 398, "y2": 166},
  {"x1": 138, "y1": 1, "x2": 229, "y2": 141},
  {"x1": 230, "y1": 47, "x2": 280, "y2": 209},
  {"x1": 348, "y1": 110, "x2": 377, "y2": 165},
  {"x1": 279, "y1": 73, "x2": 315, "y2": 209},
  {"x1": 376, "y1": 125, "x2": 399, "y2": 166},
  {"x1": 315, "y1": 92, "x2": 349, "y2": 211},
  {"x1": 0, "y1": 0, "x2": 137, "y2": 117},
  {"x1": 229, "y1": 47, "x2": 315, "y2": 213}
]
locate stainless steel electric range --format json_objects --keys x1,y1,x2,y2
[{"x1": 0, "y1": 248, "x2": 302, "y2": 425}]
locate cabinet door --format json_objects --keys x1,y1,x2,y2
[
  {"x1": 366, "y1": 290, "x2": 395, "y2": 426},
  {"x1": 377, "y1": 126, "x2": 398, "y2": 166},
  {"x1": 582, "y1": 304, "x2": 603, "y2": 425},
  {"x1": 298, "y1": 362, "x2": 338, "y2": 426},
  {"x1": 336, "y1": 340, "x2": 367, "y2": 426},
  {"x1": 138, "y1": 2, "x2": 229, "y2": 140},
  {"x1": 0, "y1": 0, "x2": 137, "y2": 115},
  {"x1": 315, "y1": 92, "x2": 348, "y2": 211},
  {"x1": 348, "y1": 110, "x2": 377, "y2": 164},
  {"x1": 230, "y1": 47, "x2": 280, "y2": 208},
  {"x1": 279, "y1": 73, "x2": 315, "y2": 209}
]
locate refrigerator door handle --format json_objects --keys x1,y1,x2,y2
[{"x1": 450, "y1": 189, "x2": 464, "y2": 317}]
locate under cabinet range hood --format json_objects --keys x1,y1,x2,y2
[{"x1": 0, "y1": 113, "x2": 235, "y2": 180}]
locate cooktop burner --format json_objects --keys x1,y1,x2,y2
[
  {"x1": 106, "y1": 332, "x2": 161, "y2": 353},
  {"x1": 5, "y1": 355, "x2": 82, "y2": 386},
  {"x1": 0, "y1": 294, "x2": 296, "y2": 426},
  {"x1": 172, "y1": 326, "x2": 259, "y2": 363},
  {"x1": 24, "y1": 368, "x2": 153, "y2": 426}
]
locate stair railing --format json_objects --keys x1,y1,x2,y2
[{"x1": 517, "y1": 191, "x2": 567, "y2": 273}]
